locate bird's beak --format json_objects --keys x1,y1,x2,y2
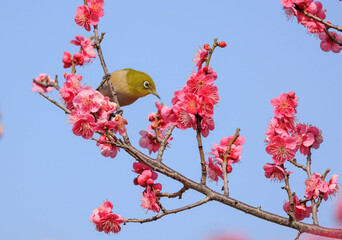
[{"x1": 151, "y1": 90, "x2": 161, "y2": 99}]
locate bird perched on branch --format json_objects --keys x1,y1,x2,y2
[{"x1": 98, "y1": 68, "x2": 160, "y2": 107}]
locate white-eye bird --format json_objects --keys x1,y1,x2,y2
[{"x1": 98, "y1": 68, "x2": 160, "y2": 106}]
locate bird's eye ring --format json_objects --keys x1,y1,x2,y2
[{"x1": 143, "y1": 81, "x2": 150, "y2": 89}]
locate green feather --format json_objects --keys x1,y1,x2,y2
[{"x1": 125, "y1": 69, "x2": 156, "y2": 98}]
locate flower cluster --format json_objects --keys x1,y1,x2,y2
[
  {"x1": 132, "y1": 162, "x2": 162, "y2": 213},
  {"x1": 318, "y1": 31, "x2": 342, "y2": 53},
  {"x1": 283, "y1": 195, "x2": 312, "y2": 221},
  {"x1": 90, "y1": 200, "x2": 124, "y2": 234},
  {"x1": 158, "y1": 44, "x2": 222, "y2": 138},
  {"x1": 264, "y1": 92, "x2": 324, "y2": 183},
  {"x1": 206, "y1": 135, "x2": 245, "y2": 182},
  {"x1": 59, "y1": 73, "x2": 127, "y2": 158},
  {"x1": 75, "y1": 0, "x2": 105, "y2": 31},
  {"x1": 264, "y1": 91, "x2": 323, "y2": 169},
  {"x1": 63, "y1": 35, "x2": 97, "y2": 68},
  {"x1": 305, "y1": 173, "x2": 339, "y2": 201},
  {"x1": 31, "y1": 74, "x2": 55, "y2": 93},
  {"x1": 139, "y1": 101, "x2": 173, "y2": 154},
  {"x1": 282, "y1": 0, "x2": 326, "y2": 34},
  {"x1": 281, "y1": 0, "x2": 342, "y2": 53}
]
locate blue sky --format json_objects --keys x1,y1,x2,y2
[{"x1": 1, "y1": 1, "x2": 342, "y2": 239}]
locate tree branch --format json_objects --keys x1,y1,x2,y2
[
  {"x1": 121, "y1": 143, "x2": 342, "y2": 239},
  {"x1": 125, "y1": 197, "x2": 211, "y2": 224},
  {"x1": 38, "y1": 92, "x2": 70, "y2": 114},
  {"x1": 159, "y1": 186, "x2": 189, "y2": 199},
  {"x1": 196, "y1": 116, "x2": 207, "y2": 185}
]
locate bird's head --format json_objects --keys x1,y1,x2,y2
[{"x1": 126, "y1": 69, "x2": 160, "y2": 99}]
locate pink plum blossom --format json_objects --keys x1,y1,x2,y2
[
  {"x1": 96, "y1": 97, "x2": 117, "y2": 120},
  {"x1": 62, "y1": 51, "x2": 73, "y2": 68},
  {"x1": 305, "y1": 173, "x2": 329, "y2": 200},
  {"x1": 270, "y1": 91, "x2": 298, "y2": 119},
  {"x1": 319, "y1": 31, "x2": 342, "y2": 53},
  {"x1": 281, "y1": 0, "x2": 294, "y2": 8},
  {"x1": 87, "y1": 0, "x2": 105, "y2": 18},
  {"x1": 136, "y1": 169, "x2": 158, "y2": 187},
  {"x1": 70, "y1": 35, "x2": 97, "y2": 62},
  {"x1": 140, "y1": 187, "x2": 160, "y2": 213},
  {"x1": 307, "y1": 125, "x2": 323, "y2": 149},
  {"x1": 139, "y1": 130, "x2": 160, "y2": 154},
  {"x1": 265, "y1": 117, "x2": 292, "y2": 142},
  {"x1": 74, "y1": 5, "x2": 99, "y2": 31},
  {"x1": 110, "y1": 115, "x2": 128, "y2": 136},
  {"x1": 71, "y1": 113, "x2": 97, "y2": 139},
  {"x1": 147, "y1": 101, "x2": 171, "y2": 132},
  {"x1": 200, "y1": 116, "x2": 215, "y2": 137},
  {"x1": 132, "y1": 162, "x2": 152, "y2": 174},
  {"x1": 263, "y1": 163, "x2": 292, "y2": 182},
  {"x1": 96, "y1": 213, "x2": 124, "y2": 234},
  {"x1": 206, "y1": 157, "x2": 223, "y2": 182},
  {"x1": 322, "y1": 174, "x2": 340, "y2": 200},
  {"x1": 73, "y1": 86, "x2": 104, "y2": 115},
  {"x1": 193, "y1": 46, "x2": 208, "y2": 69},
  {"x1": 59, "y1": 74, "x2": 83, "y2": 110},
  {"x1": 152, "y1": 183, "x2": 162, "y2": 195},
  {"x1": 90, "y1": 201, "x2": 124, "y2": 234},
  {"x1": 32, "y1": 74, "x2": 55, "y2": 93},
  {"x1": 283, "y1": 195, "x2": 312, "y2": 221},
  {"x1": 294, "y1": 123, "x2": 315, "y2": 155},
  {"x1": 265, "y1": 136, "x2": 297, "y2": 165},
  {"x1": 210, "y1": 136, "x2": 246, "y2": 164},
  {"x1": 96, "y1": 141, "x2": 119, "y2": 158}
]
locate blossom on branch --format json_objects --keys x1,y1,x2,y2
[
  {"x1": 305, "y1": 172, "x2": 329, "y2": 200},
  {"x1": 90, "y1": 200, "x2": 124, "y2": 234},
  {"x1": 32, "y1": 74, "x2": 55, "y2": 93},
  {"x1": 140, "y1": 186, "x2": 161, "y2": 213},
  {"x1": 263, "y1": 163, "x2": 292, "y2": 182},
  {"x1": 283, "y1": 195, "x2": 312, "y2": 221},
  {"x1": 75, "y1": 5, "x2": 100, "y2": 31},
  {"x1": 70, "y1": 35, "x2": 97, "y2": 62},
  {"x1": 319, "y1": 31, "x2": 342, "y2": 53},
  {"x1": 207, "y1": 135, "x2": 245, "y2": 181}
]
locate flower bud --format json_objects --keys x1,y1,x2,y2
[
  {"x1": 217, "y1": 41, "x2": 227, "y2": 48},
  {"x1": 99, "y1": 135, "x2": 107, "y2": 143},
  {"x1": 203, "y1": 44, "x2": 211, "y2": 51}
]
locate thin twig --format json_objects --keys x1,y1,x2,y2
[
  {"x1": 99, "y1": 32, "x2": 106, "y2": 43},
  {"x1": 38, "y1": 92, "x2": 70, "y2": 114},
  {"x1": 205, "y1": 38, "x2": 218, "y2": 68},
  {"x1": 282, "y1": 164, "x2": 295, "y2": 221},
  {"x1": 288, "y1": 158, "x2": 307, "y2": 171},
  {"x1": 159, "y1": 186, "x2": 189, "y2": 199},
  {"x1": 196, "y1": 116, "x2": 207, "y2": 185},
  {"x1": 125, "y1": 197, "x2": 211, "y2": 223},
  {"x1": 222, "y1": 128, "x2": 240, "y2": 196},
  {"x1": 294, "y1": 231, "x2": 302, "y2": 240},
  {"x1": 157, "y1": 125, "x2": 175, "y2": 161}
]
